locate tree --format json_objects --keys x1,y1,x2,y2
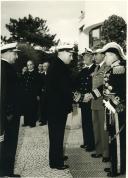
[
  {"x1": 6, "y1": 14, "x2": 57, "y2": 49},
  {"x1": 101, "y1": 15, "x2": 127, "y2": 52}
]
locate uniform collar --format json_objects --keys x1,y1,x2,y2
[
  {"x1": 111, "y1": 60, "x2": 120, "y2": 68},
  {"x1": 1, "y1": 58, "x2": 9, "y2": 63}
]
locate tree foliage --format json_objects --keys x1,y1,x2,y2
[
  {"x1": 101, "y1": 15, "x2": 127, "y2": 51},
  {"x1": 6, "y1": 14, "x2": 57, "y2": 48}
]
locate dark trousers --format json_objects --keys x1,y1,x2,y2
[
  {"x1": 39, "y1": 93, "x2": 47, "y2": 124},
  {"x1": 2, "y1": 116, "x2": 20, "y2": 176},
  {"x1": 81, "y1": 103, "x2": 95, "y2": 148},
  {"x1": 48, "y1": 114, "x2": 67, "y2": 167},
  {"x1": 23, "y1": 94, "x2": 38, "y2": 126},
  {"x1": 0, "y1": 138, "x2": 5, "y2": 176}
]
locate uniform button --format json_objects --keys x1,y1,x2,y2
[
  {"x1": 108, "y1": 85, "x2": 113, "y2": 91},
  {"x1": 105, "y1": 83, "x2": 109, "y2": 87},
  {"x1": 104, "y1": 77, "x2": 108, "y2": 81},
  {"x1": 105, "y1": 89, "x2": 110, "y2": 94}
]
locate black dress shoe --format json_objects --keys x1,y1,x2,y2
[
  {"x1": 39, "y1": 122, "x2": 47, "y2": 126},
  {"x1": 22, "y1": 124, "x2": 28, "y2": 127},
  {"x1": 80, "y1": 145, "x2": 87, "y2": 149},
  {"x1": 63, "y1": 155, "x2": 68, "y2": 161},
  {"x1": 91, "y1": 154, "x2": 102, "y2": 158},
  {"x1": 104, "y1": 168, "x2": 111, "y2": 172},
  {"x1": 107, "y1": 172, "x2": 120, "y2": 177},
  {"x1": 30, "y1": 125, "x2": 36, "y2": 128},
  {"x1": 86, "y1": 147, "x2": 95, "y2": 152},
  {"x1": 8, "y1": 174, "x2": 21, "y2": 177},
  {"x1": 50, "y1": 165, "x2": 69, "y2": 170},
  {"x1": 102, "y1": 157, "x2": 110, "y2": 162}
]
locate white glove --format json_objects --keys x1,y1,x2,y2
[
  {"x1": 83, "y1": 93, "x2": 93, "y2": 102},
  {"x1": 103, "y1": 100, "x2": 116, "y2": 114},
  {"x1": 73, "y1": 92, "x2": 81, "y2": 102}
]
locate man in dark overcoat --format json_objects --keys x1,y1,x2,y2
[
  {"x1": 0, "y1": 43, "x2": 21, "y2": 177},
  {"x1": 46, "y1": 45, "x2": 74, "y2": 170},
  {"x1": 22, "y1": 60, "x2": 40, "y2": 127}
]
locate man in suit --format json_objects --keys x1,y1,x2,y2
[
  {"x1": 22, "y1": 60, "x2": 40, "y2": 127},
  {"x1": 38, "y1": 61, "x2": 50, "y2": 126},
  {"x1": 0, "y1": 43, "x2": 21, "y2": 177},
  {"x1": 75, "y1": 48, "x2": 96, "y2": 151},
  {"x1": 46, "y1": 45, "x2": 74, "y2": 170}
]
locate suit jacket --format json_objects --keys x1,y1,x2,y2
[
  {"x1": 23, "y1": 70, "x2": 40, "y2": 98},
  {"x1": 46, "y1": 57, "x2": 73, "y2": 120},
  {"x1": 91, "y1": 62, "x2": 109, "y2": 110},
  {"x1": 38, "y1": 72, "x2": 48, "y2": 95}
]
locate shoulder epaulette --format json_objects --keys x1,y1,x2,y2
[{"x1": 113, "y1": 65, "x2": 125, "y2": 74}]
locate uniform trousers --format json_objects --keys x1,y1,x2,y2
[
  {"x1": 80, "y1": 103, "x2": 95, "y2": 148},
  {"x1": 48, "y1": 114, "x2": 67, "y2": 167},
  {"x1": 109, "y1": 112, "x2": 126, "y2": 175},
  {"x1": 2, "y1": 116, "x2": 20, "y2": 176},
  {"x1": 92, "y1": 110, "x2": 109, "y2": 157}
]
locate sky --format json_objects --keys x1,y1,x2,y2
[
  {"x1": 1, "y1": 1, "x2": 85, "y2": 43},
  {"x1": 1, "y1": 0, "x2": 127, "y2": 44}
]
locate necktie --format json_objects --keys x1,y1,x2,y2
[{"x1": 97, "y1": 65, "x2": 100, "y2": 71}]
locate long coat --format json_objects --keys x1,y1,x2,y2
[
  {"x1": 0, "y1": 59, "x2": 20, "y2": 176},
  {"x1": 46, "y1": 57, "x2": 73, "y2": 121}
]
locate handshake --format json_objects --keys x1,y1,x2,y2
[
  {"x1": 83, "y1": 93, "x2": 94, "y2": 102},
  {"x1": 73, "y1": 91, "x2": 94, "y2": 103}
]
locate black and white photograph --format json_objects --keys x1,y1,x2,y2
[{"x1": 0, "y1": 0, "x2": 127, "y2": 177}]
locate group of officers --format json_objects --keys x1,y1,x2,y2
[
  {"x1": 0, "y1": 41, "x2": 126, "y2": 177},
  {"x1": 74, "y1": 42, "x2": 126, "y2": 177}
]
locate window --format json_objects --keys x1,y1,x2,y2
[{"x1": 89, "y1": 26, "x2": 102, "y2": 49}]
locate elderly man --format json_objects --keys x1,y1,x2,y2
[
  {"x1": 75, "y1": 48, "x2": 96, "y2": 151},
  {"x1": 0, "y1": 43, "x2": 21, "y2": 177},
  {"x1": 22, "y1": 60, "x2": 40, "y2": 127},
  {"x1": 46, "y1": 45, "x2": 74, "y2": 170}
]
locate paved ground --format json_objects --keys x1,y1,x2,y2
[{"x1": 14, "y1": 117, "x2": 126, "y2": 178}]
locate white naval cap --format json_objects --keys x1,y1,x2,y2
[
  {"x1": 93, "y1": 42, "x2": 126, "y2": 60},
  {"x1": 1, "y1": 42, "x2": 20, "y2": 53},
  {"x1": 80, "y1": 47, "x2": 93, "y2": 55},
  {"x1": 56, "y1": 44, "x2": 75, "y2": 53}
]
